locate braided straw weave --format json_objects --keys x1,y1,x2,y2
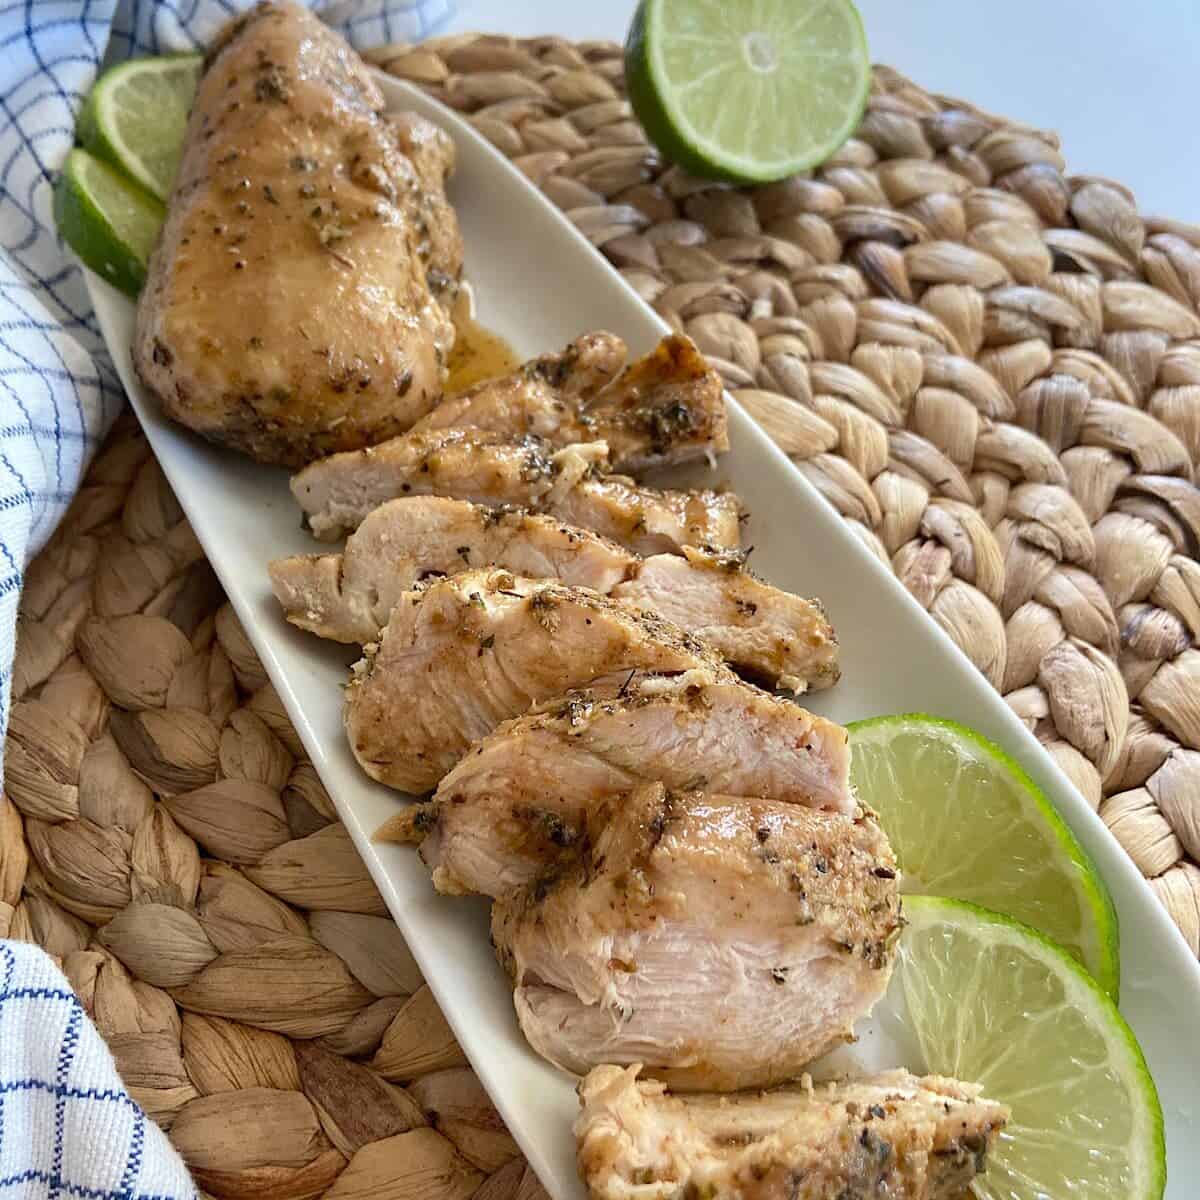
[{"x1": 5, "y1": 31, "x2": 1200, "y2": 1197}]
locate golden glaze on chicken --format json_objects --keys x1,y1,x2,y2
[
  {"x1": 492, "y1": 783, "x2": 901, "y2": 1091},
  {"x1": 575, "y1": 1064, "x2": 1008, "y2": 1200},
  {"x1": 413, "y1": 332, "x2": 729, "y2": 471},
  {"x1": 134, "y1": 2, "x2": 462, "y2": 466}
]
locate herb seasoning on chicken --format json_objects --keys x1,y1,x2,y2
[
  {"x1": 269, "y1": 495, "x2": 837, "y2": 690},
  {"x1": 492, "y1": 782, "x2": 902, "y2": 1091},
  {"x1": 134, "y1": 2, "x2": 463, "y2": 466},
  {"x1": 344, "y1": 570, "x2": 728, "y2": 793},
  {"x1": 414, "y1": 332, "x2": 729, "y2": 471},
  {"x1": 574, "y1": 1064, "x2": 1008, "y2": 1200},
  {"x1": 291, "y1": 427, "x2": 741, "y2": 552},
  {"x1": 382, "y1": 667, "x2": 854, "y2": 899}
]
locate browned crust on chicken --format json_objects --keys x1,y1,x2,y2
[
  {"x1": 575, "y1": 1064, "x2": 1009, "y2": 1200},
  {"x1": 492, "y1": 783, "x2": 901, "y2": 1091},
  {"x1": 414, "y1": 332, "x2": 729, "y2": 471},
  {"x1": 345, "y1": 571, "x2": 727, "y2": 794},
  {"x1": 134, "y1": 2, "x2": 462, "y2": 466}
]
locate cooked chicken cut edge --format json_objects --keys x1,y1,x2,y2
[
  {"x1": 345, "y1": 571, "x2": 728, "y2": 794},
  {"x1": 379, "y1": 667, "x2": 853, "y2": 898},
  {"x1": 413, "y1": 332, "x2": 729, "y2": 471},
  {"x1": 575, "y1": 1063, "x2": 1008, "y2": 1200},
  {"x1": 492, "y1": 782, "x2": 901, "y2": 1091},
  {"x1": 134, "y1": 1, "x2": 462, "y2": 466},
  {"x1": 290, "y1": 428, "x2": 741, "y2": 554},
  {"x1": 269, "y1": 496, "x2": 837, "y2": 691}
]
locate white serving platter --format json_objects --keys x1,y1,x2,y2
[{"x1": 86, "y1": 72, "x2": 1200, "y2": 1199}]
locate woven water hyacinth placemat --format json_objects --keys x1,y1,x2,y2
[{"x1": 4, "y1": 33, "x2": 1200, "y2": 1197}]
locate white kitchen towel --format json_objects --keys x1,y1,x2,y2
[
  {"x1": 0, "y1": 0, "x2": 451, "y2": 760},
  {"x1": 0, "y1": 940, "x2": 197, "y2": 1198}
]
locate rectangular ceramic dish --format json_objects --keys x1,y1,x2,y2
[{"x1": 86, "y1": 72, "x2": 1200, "y2": 1199}]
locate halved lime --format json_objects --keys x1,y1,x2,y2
[
  {"x1": 849, "y1": 714, "x2": 1120, "y2": 998},
  {"x1": 78, "y1": 54, "x2": 201, "y2": 202},
  {"x1": 899, "y1": 897, "x2": 1164, "y2": 1200},
  {"x1": 624, "y1": 0, "x2": 871, "y2": 183},
  {"x1": 54, "y1": 149, "x2": 164, "y2": 297}
]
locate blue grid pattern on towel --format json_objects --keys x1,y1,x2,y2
[
  {"x1": 0, "y1": 0, "x2": 450, "y2": 759},
  {"x1": 0, "y1": 941, "x2": 197, "y2": 1198}
]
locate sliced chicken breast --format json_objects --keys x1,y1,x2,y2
[
  {"x1": 269, "y1": 497, "x2": 837, "y2": 691},
  {"x1": 383, "y1": 668, "x2": 853, "y2": 898},
  {"x1": 611, "y1": 547, "x2": 838, "y2": 693},
  {"x1": 554, "y1": 476, "x2": 740, "y2": 559},
  {"x1": 492, "y1": 783, "x2": 901, "y2": 1091},
  {"x1": 576, "y1": 1063, "x2": 1008, "y2": 1200},
  {"x1": 345, "y1": 572, "x2": 726, "y2": 793},
  {"x1": 270, "y1": 496, "x2": 631, "y2": 642},
  {"x1": 413, "y1": 332, "x2": 729, "y2": 471},
  {"x1": 291, "y1": 429, "x2": 741, "y2": 554}
]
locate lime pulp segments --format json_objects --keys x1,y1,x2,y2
[
  {"x1": 625, "y1": 0, "x2": 871, "y2": 182},
  {"x1": 77, "y1": 54, "x2": 201, "y2": 202},
  {"x1": 54, "y1": 149, "x2": 165, "y2": 298},
  {"x1": 900, "y1": 897, "x2": 1164, "y2": 1200},
  {"x1": 849, "y1": 714, "x2": 1120, "y2": 998}
]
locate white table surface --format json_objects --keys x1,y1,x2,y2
[{"x1": 446, "y1": 0, "x2": 1200, "y2": 221}]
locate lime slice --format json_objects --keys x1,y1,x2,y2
[
  {"x1": 78, "y1": 54, "x2": 201, "y2": 202},
  {"x1": 624, "y1": 0, "x2": 871, "y2": 183},
  {"x1": 899, "y1": 897, "x2": 1164, "y2": 1200},
  {"x1": 849, "y1": 714, "x2": 1120, "y2": 998},
  {"x1": 54, "y1": 149, "x2": 165, "y2": 297}
]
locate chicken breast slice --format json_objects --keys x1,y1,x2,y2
[
  {"x1": 413, "y1": 332, "x2": 729, "y2": 471},
  {"x1": 384, "y1": 668, "x2": 853, "y2": 898},
  {"x1": 611, "y1": 546, "x2": 838, "y2": 693},
  {"x1": 270, "y1": 496, "x2": 631, "y2": 642},
  {"x1": 269, "y1": 496, "x2": 837, "y2": 691},
  {"x1": 345, "y1": 571, "x2": 726, "y2": 793},
  {"x1": 134, "y1": 2, "x2": 462, "y2": 466},
  {"x1": 291, "y1": 429, "x2": 741, "y2": 554},
  {"x1": 492, "y1": 782, "x2": 901, "y2": 1091},
  {"x1": 575, "y1": 1063, "x2": 1008, "y2": 1200}
]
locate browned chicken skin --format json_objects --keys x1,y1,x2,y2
[
  {"x1": 383, "y1": 668, "x2": 854, "y2": 899},
  {"x1": 345, "y1": 570, "x2": 728, "y2": 794},
  {"x1": 492, "y1": 783, "x2": 901, "y2": 1091},
  {"x1": 268, "y1": 495, "x2": 837, "y2": 691},
  {"x1": 575, "y1": 1064, "x2": 1008, "y2": 1200},
  {"x1": 134, "y1": 2, "x2": 463, "y2": 466},
  {"x1": 413, "y1": 332, "x2": 729, "y2": 471}
]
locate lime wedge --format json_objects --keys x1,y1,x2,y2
[
  {"x1": 78, "y1": 54, "x2": 201, "y2": 202},
  {"x1": 899, "y1": 897, "x2": 1164, "y2": 1200},
  {"x1": 849, "y1": 714, "x2": 1120, "y2": 998},
  {"x1": 624, "y1": 0, "x2": 871, "y2": 183},
  {"x1": 54, "y1": 149, "x2": 165, "y2": 297}
]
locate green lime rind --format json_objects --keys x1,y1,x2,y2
[
  {"x1": 77, "y1": 53, "x2": 201, "y2": 202},
  {"x1": 625, "y1": 0, "x2": 871, "y2": 183},
  {"x1": 54, "y1": 149, "x2": 164, "y2": 298},
  {"x1": 901, "y1": 896, "x2": 1164, "y2": 1200},
  {"x1": 849, "y1": 713, "x2": 1120, "y2": 999}
]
